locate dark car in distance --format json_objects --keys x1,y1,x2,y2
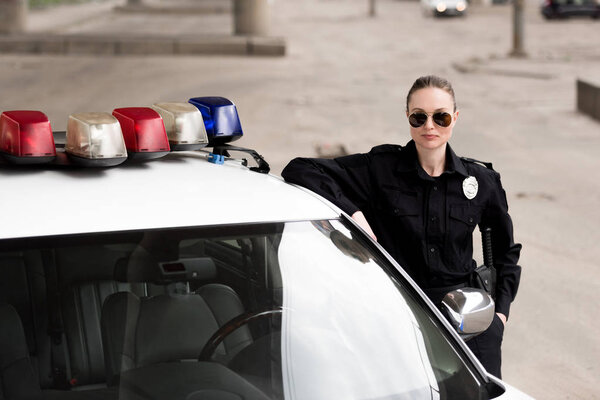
[{"x1": 541, "y1": 0, "x2": 600, "y2": 19}]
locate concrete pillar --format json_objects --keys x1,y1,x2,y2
[
  {"x1": 127, "y1": 0, "x2": 143, "y2": 5},
  {"x1": 510, "y1": 0, "x2": 527, "y2": 57},
  {"x1": 234, "y1": 0, "x2": 270, "y2": 36},
  {"x1": 0, "y1": 0, "x2": 27, "y2": 34}
]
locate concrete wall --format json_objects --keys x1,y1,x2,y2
[{"x1": 577, "y1": 79, "x2": 600, "y2": 122}]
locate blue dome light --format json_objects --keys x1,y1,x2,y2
[{"x1": 188, "y1": 97, "x2": 243, "y2": 146}]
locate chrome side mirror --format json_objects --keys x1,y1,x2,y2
[{"x1": 441, "y1": 288, "x2": 495, "y2": 341}]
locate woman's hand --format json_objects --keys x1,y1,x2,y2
[
  {"x1": 352, "y1": 211, "x2": 377, "y2": 242},
  {"x1": 496, "y1": 312, "x2": 507, "y2": 326}
]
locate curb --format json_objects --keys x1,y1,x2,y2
[
  {"x1": 113, "y1": 3, "x2": 231, "y2": 14},
  {"x1": 0, "y1": 34, "x2": 286, "y2": 56},
  {"x1": 452, "y1": 61, "x2": 554, "y2": 80}
]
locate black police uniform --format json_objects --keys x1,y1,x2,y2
[{"x1": 281, "y1": 140, "x2": 522, "y2": 378}]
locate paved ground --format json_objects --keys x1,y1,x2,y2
[
  {"x1": 26, "y1": 0, "x2": 231, "y2": 34},
  {"x1": 27, "y1": 0, "x2": 232, "y2": 35},
  {"x1": 1, "y1": 0, "x2": 599, "y2": 398}
]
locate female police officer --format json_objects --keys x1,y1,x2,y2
[{"x1": 281, "y1": 75, "x2": 522, "y2": 378}]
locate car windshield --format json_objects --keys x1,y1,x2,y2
[{"x1": 1, "y1": 219, "x2": 485, "y2": 400}]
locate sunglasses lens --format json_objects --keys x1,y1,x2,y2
[
  {"x1": 433, "y1": 112, "x2": 452, "y2": 127},
  {"x1": 408, "y1": 113, "x2": 428, "y2": 128}
]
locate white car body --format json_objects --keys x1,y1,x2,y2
[{"x1": 0, "y1": 152, "x2": 335, "y2": 240}]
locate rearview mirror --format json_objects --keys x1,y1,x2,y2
[{"x1": 441, "y1": 288, "x2": 495, "y2": 341}]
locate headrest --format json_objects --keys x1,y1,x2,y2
[{"x1": 115, "y1": 248, "x2": 216, "y2": 284}]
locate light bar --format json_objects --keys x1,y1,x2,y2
[
  {"x1": 188, "y1": 97, "x2": 243, "y2": 146},
  {"x1": 0, "y1": 110, "x2": 56, "y2": 164},
  {"x1": 151, "y1": 102, "x2": 208, "y2": 151},
  {"x1": 112, "y1": 107, "x2": 170, "y2": 160},
  {"x1": 65, "y1": 112, "x2": 127, "y2": 167}
]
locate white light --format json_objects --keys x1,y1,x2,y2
[
  {"x1": 152, "y1": 102, "x2": 208, "y2": 149},
  {"x1": 436, "y1": 2, "x2": 447, "y2": 12},
  {"x1": 66, "y1": 112, "x2": 127, "y2": 160},
  {"x1": 456, "y1": 1, "x2": 467, "y2": 11}
]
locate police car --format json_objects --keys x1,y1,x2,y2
[{"x1": 0, "y1": 98, "x2": 531, "y2": 400}]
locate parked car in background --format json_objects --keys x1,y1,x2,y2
[
  {"x1": 541, "y1": 0, "x2": 600, "y2": 19},
  {"x1": 421, "y1": 0, "x2": 468, "y2": 16}
]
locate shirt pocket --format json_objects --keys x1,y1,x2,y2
[
  {"x1": 449, "y1": 205, "x2": 482, "y2": 227},
  {"x1": 448, "y1": 205, "x2": 482, "y2": 266},
  {"x1": 380, "y1": 185, "x2": 420, "y2": 217}
]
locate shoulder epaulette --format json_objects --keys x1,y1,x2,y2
[
  {"x1": 371, "y1": 144, "x2": 402, "y2": 154},
  {"x1": 460, "y1": 157, "x2": 495, "y2": 171}
]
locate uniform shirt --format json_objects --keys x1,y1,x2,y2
[{"x1": 282, "y1": 140, "x2": 522, "y2": 318}]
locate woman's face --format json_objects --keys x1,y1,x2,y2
[{"x1": 406, "y1": 87, "x2": 458, "y2": 152}]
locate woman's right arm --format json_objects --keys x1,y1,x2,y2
[{"x1": 281, "y1": 154, "x2": 376, "y2": 239}]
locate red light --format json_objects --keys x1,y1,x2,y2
[
  {"x1": 0, "y1": 111, "x2": 56, "y2": 163},
  {"x1": 112, "y1": 107, "x2": 170, "y2": 160}
]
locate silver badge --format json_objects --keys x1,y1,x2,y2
[{"x1": 462, "y1": 176, "x2": 478, "y2": 200}]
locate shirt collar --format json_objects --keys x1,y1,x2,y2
[
  {"x1": 446, "y1": 143, "x2": 469, "y2": 177},
  {"x1": 396, "y1": 140, "x2": 469, "y2": 178}
]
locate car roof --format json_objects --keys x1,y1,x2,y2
[{"x1": 0, "y1": 151, "x2": 339, "y2": 240}]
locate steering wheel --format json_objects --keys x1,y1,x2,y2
[{"x1": 198, "y1": 308, "x2": 283, "y2": 361}]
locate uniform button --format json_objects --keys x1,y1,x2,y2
[
  {"x1": 433, "y1": 186, "x2": 438, "y2": 191},
  {"x1": 431, "y1": 216, "x2": 437, "y2": 222},
  {"x1": 430, "y1": 247, "x2": 435, "y2": 253},
  {"x1": 394, "y1": 208, "x2": 400, "y2": 216},
  {"x1": 468, "y1": 217, "x2": 474, "y2": 223}
]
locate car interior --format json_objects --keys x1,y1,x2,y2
[{"x1": 0, "y1": 225, "x2": 284, "y2": 400}]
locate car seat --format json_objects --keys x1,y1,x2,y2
[
  {"x1": 100, "y1": 252, "x2": 252, "y2": 386},
  {"x1": 0, "y1": 303, "x2": 43, "y2": 400}
]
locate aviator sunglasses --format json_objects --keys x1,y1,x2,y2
[{"x1": 408, "y1": 111, "x2": 453, "y2": 128}]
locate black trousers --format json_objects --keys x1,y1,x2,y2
[{"x1": 466, "y1": 313, "x2": 504, "y2": 379}]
